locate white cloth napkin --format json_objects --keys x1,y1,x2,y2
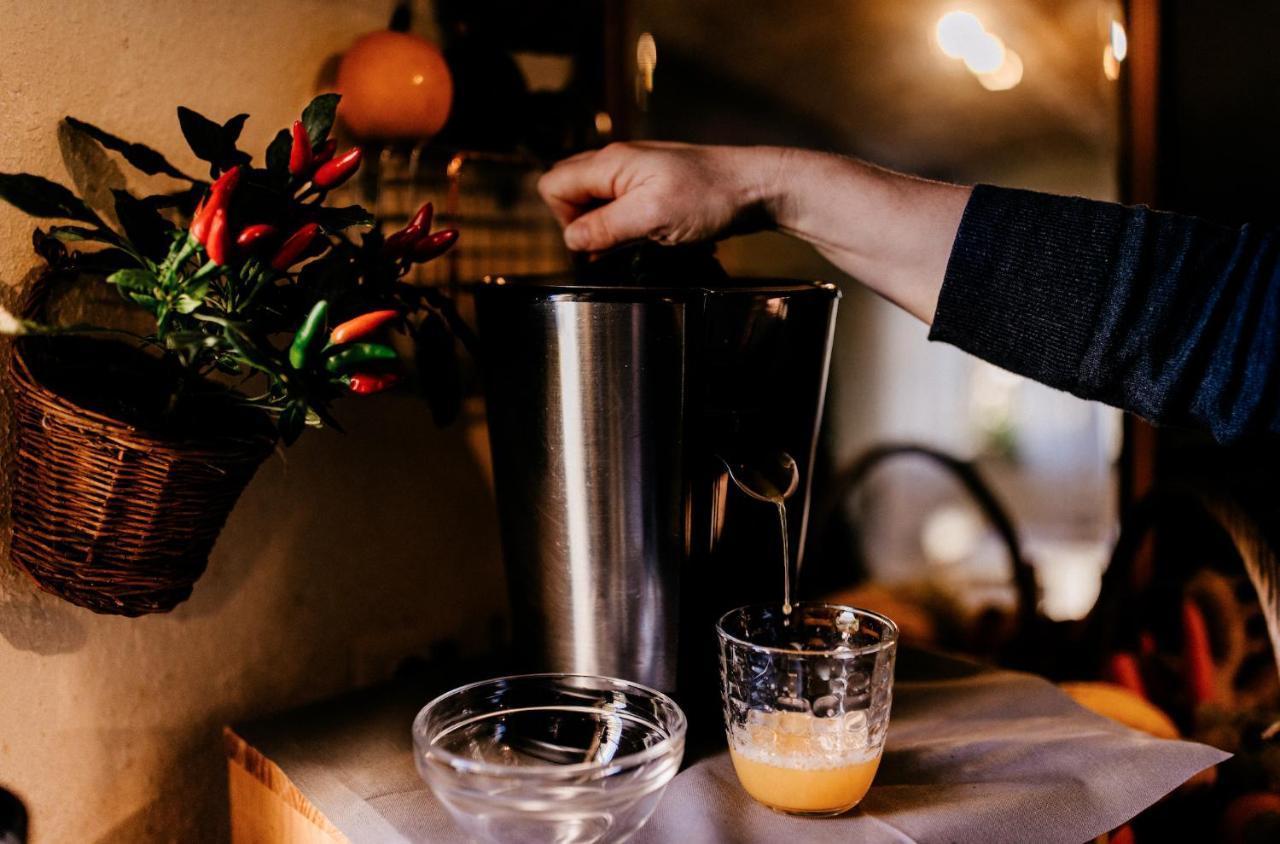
[{"x1": 236, "y1": 650, "x2": 1227, "y2": 844}]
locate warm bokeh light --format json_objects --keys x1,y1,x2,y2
[
  {"x1": 922, "y1": 505, "x2": 983, "y2": 566},
  {"x1": 978, "y1": 48, "x2": 1023, "y2": 91},
  {"x1": 594, "y1": 110, "x2": 614, "y2": 136},
  {"x1": 936, "y1": 10, "x2": 1020, "y2": 91},
  {"x1": 636, "y1": 32, "x2": 658, "y2": 93},
  {"x1": 936, "y1": 11, "x2": 986, "y2": 59},
  {"x1": 963, "y1": 32, "x2": 1007, "y2": 74},
  {"x1": 1103, "y1": 44, "x2": 1120, "y2": 80},
  {"x1": 1110, "y1": 19, "x2": 1128, "y2": 61}
]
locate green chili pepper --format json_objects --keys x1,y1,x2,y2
[
  {"x1": 289, "y1": 299, "x2": 329, "y2": 370},
  {"x1": 323, "y1": 342, "x2": 397, "y2": 373}
]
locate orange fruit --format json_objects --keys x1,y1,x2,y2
[
  {"x1": 1058, "y1": 682, "x2": 1180, "y2": 740},
  {"x1": 335, "y1": 31, "x2": 453, "y2": 141}
]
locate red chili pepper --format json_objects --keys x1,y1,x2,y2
[
  {"x1": 329, "y1": 309, "x2": 399, "y2": 345},
  {"x1": 410, "y1": 228, "x2": 458, "y2": 263},
  {"x1": 1182, "y1": 599, "x2": 1216, "y2": 706},
  {"x1": 289, "y1": 120, "x2": 312, "y2": 176},
  {"x1": 189, "y1": 196, "x2": 211, "y2": 244},
  {"x1": 312, "y1": 138, "x2": 337, "y2": 166},
  {"x1": 312, "y1": 147, "x2": 362, "y2": 189},
  {"x1": 210, "y1": 165, "x2": 242, "y2": 201},
  {"x1": 190, "y1": 166, "x2": 241, "y2": 246},
  {"x1": 409, "y1": 201, "x2": 433, "y2": 232},
  {"x1": 270, "y1": 223, "x2": 322, "y2": 271},
  {"x1": 236, "y1": 223, "x2": 278, "y2": 252},
  {"x1": 205, "y1": 207, "x2": 231, "y2": 266},
  {"x1": 1103, "y1": 652, "x2": 1147, "y2": 699},
  {"x1": 382, "y1": 223, "x2": 423, "y2": 256},
  {"x1": 346, "y1": 372, "x2": 400, "y2": 395}
]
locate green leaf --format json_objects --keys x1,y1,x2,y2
[
  {"x1": 297, "y1": 249, "x2": 360, "y2": 305},
  {"x1": 265, "y1": 128, "x2": 292, "y2": 176},
  {"x1": 215, "y1": 320, "x2": 278, "y2": 374},
  {"x1": 128, "y1": 292, "x2": 160, "y2": 309},
  {"x1": 213, "y1": 357, "x2": 243, "y2": 376},
  {"x1": 176, "y1": 106, "x2": 252, "y2": 176},
  {"x1": 182, "y1": 276, "x2": 211, "y2": 301},
  {"x1": 0, "y1": 172, "x2": 102, "y2": 223},
  {"x1": 32, "y1": 228, "x2": 69, "y2": 267},
  {"x1": 108, "y1": 268, "x2": 159, "y2": 293},
  {"x1": 277, "y1": 401, "x2": 307, "y2": 445},
  {"x1": 141, "y1": 184, "x2": 206, "y2": 216},
  {"x1": 63, "y1": 116, "x2": 197, "y2": 182},
  {"x1": 301, "y1": 93, "x2": 341, "y2": 147},
  {"x1": 174, "y1": 295, "x2": 204, "y2": 314},
  {"x1": 308, "y1": 401, "x2": 344, "y2": 433},
  {"x1": 48, "y1": 225, "x2": 114, "y2": 244},
  {"x1": 113, "y1": 189, "x2": 175, "y2": 261},
  {"x1": 306, "y1": 203, "x2": 375, "y2": 230}
]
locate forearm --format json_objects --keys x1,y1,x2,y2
[
  {"x1": 931, "y1": 185, "x2": 1280, "y2": 442},
  {"x1": 758, "y1": 148, "x2": 971, "y2": 323}
]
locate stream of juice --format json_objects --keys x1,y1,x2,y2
[
  {"x1": 728, "y1": 711, "x2": 880, "y2": 814},
  {"x1": 775, "y1": 500, "x2": 791, "y2": 615}
]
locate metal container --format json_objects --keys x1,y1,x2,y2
[{"x1": 476, "y1": 272, "x2": 839, "y2": 702}]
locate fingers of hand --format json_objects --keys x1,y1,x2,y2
[
  {"x1": 563, "y1": 191, "x2": 660, "y2": 252},
  {"x1": 537, "y1": 148, "x2": 621, "y2": 227}
]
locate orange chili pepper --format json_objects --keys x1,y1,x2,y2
[{"x1": 329, "y1": 309, "x2": 399, "y2": 345}]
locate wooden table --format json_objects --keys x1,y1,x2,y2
[{"x1": 225, "y1": 652, "x2": 1225, "y2": 844}]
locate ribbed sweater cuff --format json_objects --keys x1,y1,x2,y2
[{"x1": 928, "y1": 184, "x2": 1127, "y2": 392}]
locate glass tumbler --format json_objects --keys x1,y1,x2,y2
[{"x1": 717, "y1": 603, "x2": 898, "y2": 816}]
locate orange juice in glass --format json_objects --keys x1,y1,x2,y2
[{"x1": 717, "y1": 604, "x2": 897, "y2": 816}]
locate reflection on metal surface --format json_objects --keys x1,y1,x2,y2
[
  {"x1": 554, "y1": 307, "x2": 599, "y2": 672},
  {"x1": 477, "y1": 278, "x2": 839, "y2": 699}
]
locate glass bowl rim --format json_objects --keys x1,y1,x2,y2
[
  {"x1": 716, "y1": 602, "x2": 899, "y2": 658},
  {"x1": 412, "y1": 672, "x2": 688, "y2": 779}
]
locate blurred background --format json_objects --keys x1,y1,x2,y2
[{"x1": 2, "y1": 0, "x2": 1279, "y2": 840}]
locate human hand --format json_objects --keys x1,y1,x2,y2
[{"x1": 537, "y1": 142, "x2": 785, "y2": 252}]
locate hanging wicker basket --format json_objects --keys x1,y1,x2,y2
[{"x1": 6, "y1": 334, "x2": 275, "y2": 616}]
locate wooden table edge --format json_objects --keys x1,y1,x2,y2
[{"x1": 224, "y1": 725, "x2": 350, "y2": 844}]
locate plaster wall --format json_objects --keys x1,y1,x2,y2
[{"x1": 0, "y1": 2, "x2": 506, "y2": 840}]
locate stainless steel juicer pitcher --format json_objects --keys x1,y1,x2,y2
[{"x1": 475, "y1": 261, "x2": 839, "y2": 699}]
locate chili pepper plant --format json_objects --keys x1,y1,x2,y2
[{"x1": 0, "y1": 94, "x2": 467, "y2": 444}]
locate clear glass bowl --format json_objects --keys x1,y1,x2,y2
[{"x1": 412, "y1": 673, "x2": 687, "y2": 844}]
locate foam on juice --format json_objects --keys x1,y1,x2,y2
[{"x1": 728, "y1": 710, "x2": 880, "y2": 814}]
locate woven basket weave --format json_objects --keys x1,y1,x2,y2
[{"x1": 7, "y1": 337, "x2": 275, "y2": 616}]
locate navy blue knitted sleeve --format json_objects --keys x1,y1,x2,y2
[{"x1": 929, "y1": 184, "x2": 1280, "y2": 442}]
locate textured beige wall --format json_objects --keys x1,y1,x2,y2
[{"x1": 0, "y1": 2, "x2": 506, "y2": 841}]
